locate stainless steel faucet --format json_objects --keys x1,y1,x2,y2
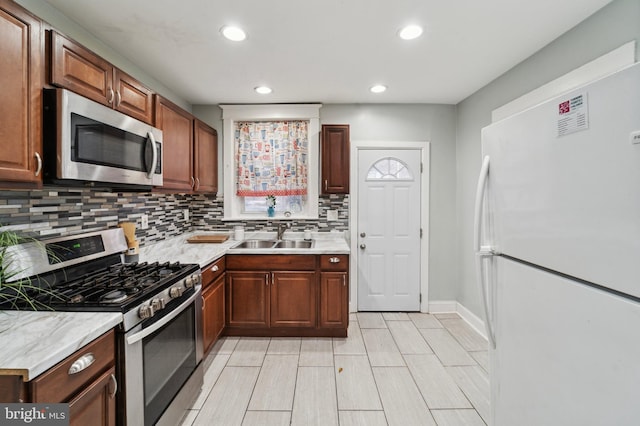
[{"x1": 277, "y1": 222, "x2": 291, "y2": 240}]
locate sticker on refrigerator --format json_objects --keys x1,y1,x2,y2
[{"x1": 556, "y1": 92, "x2": 589, "y2": 137}]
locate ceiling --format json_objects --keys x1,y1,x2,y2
[{"x1": 43, "y1": 0, "x2": 613, "y2": 105}]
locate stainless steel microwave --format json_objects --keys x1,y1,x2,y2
[{"x1": 43, "y1": 88, "x2": 163, "y2": 188}]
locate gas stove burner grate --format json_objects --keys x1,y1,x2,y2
[{"x1": 100, "y1": 289, "x2": 129, "y2": 304}]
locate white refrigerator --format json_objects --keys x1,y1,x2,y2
[{"x1": 476, "y1": 63, "x2": 640, "y2": 426}]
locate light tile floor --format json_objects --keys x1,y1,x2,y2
[{"x1": 181, "y1": 312, "x2": 489, "y2": 426}]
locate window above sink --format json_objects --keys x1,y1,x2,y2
[{"x1": 220, "y1": 104, "x2": 321, "y2": 221}]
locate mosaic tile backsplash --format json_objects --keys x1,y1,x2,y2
[{"x1": 0, "y1": 188, "x2": 349, "y2": 246}]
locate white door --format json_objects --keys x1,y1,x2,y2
[{"x1": 357, "y1": 149, "x2": 421, "y2": 311}]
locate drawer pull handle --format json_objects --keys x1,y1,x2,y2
[
  {"x1": 212, "y1": 265, "x2": 219, "y2": 272},
  {"x1": 329, "y1": 257, "x2": 341, "y2": 263},
  {"x1": 68, "y1": 353, "x2": 95, "y2": 375},
  {"x1": 110, "y1": 374, "x2": 117, "y2": 399}
]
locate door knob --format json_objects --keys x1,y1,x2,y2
[
  {"x1": 360, "y1": 232, "x2": 366, "y2": 238},
  {"x1": 360, "y1": 244, "x2": 366, "y2": 249}
]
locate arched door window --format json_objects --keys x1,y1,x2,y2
[{"x1": 366, "y1": 157, "x2": 414, "y2": 180}]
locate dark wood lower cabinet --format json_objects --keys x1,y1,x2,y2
[
  {"x1": 226, "y1": 271, "x2": 270, "y2": 328},
  {"x1": 68, "y1": 366, "x2": 116, "y2": 426},
  {"x1": 319, "y1": 272, "x2": 348, "y2": 329},
  {"x1": 225, "y1": 254, "x2": 348, "y2": 337},
  {"x1": 203, "y1": 273, "x2": 225, "y2": 353},
  {"x1": 270, "y1": 271, "x2": 316, "y2": 328}
]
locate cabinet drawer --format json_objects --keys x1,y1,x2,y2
[
  {"x1": 202, "y1": 257, "x2": 226, "y2": 289},
  {"x1": 227, "y1": 255, "x2": 316, "y2": 271},
  {"x1": 30, "y1": 330, "x2": 115, "y2": 403},
  {"x1": 320, "y1": 255, "x2": 349, "y2": 271}
]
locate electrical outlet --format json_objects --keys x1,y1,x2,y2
[
  {"x1": 183, "y1": 209, "x2": 189, "y2": 222},
  {"x1": 141, "y1": 214, "x2": 149, "y2": 230},
  {"x1": 327, "y1": 210, "x2": 338, "y2": 221}
]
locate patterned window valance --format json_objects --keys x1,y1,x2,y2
[{"x1": 235, "y1": 121, "x2": 309, "y2": 197}]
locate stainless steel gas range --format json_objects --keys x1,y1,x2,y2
[{"x1": 2, "y1": 229, "x2": 204, "y2": 426}]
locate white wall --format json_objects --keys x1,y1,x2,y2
[{"x1": 455, "y1": 0, "x2": 640, "y2": 316}]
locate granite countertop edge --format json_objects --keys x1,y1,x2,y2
[{"x1": 0, "y1": 311, "x2": 122, "y2": 380}]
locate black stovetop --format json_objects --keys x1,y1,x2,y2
[{"x1": 1, "y1": 255, "x2": 199, "y2": 312}]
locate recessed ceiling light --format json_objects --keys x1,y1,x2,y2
[
  {"x1": 221, "y1": 26, "x2": 246, "y2": 41},
  {"x1": 398, "y1": 25, "x2": 423, "y2": 40},
  {"x1": 370, "y1": 85, "x2": 387, "y2": 94},
  {"x1": 255, "y1": 86, "x2": 272, "y2": 94}
]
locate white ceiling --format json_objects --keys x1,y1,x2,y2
[{"x1": 43, "y1": 0, "x2": 612, "y2": 105}]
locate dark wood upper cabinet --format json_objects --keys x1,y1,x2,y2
[
  {"x1": 154, "y1": 97, "x2": 218, "y2": 194},
  {"x1": 50, "y1": 31, "x2": 154, "y2": 124},
  {"x1": 321, "y1": 124, "x2": 350, "y2": 194},
  {"x1": 0, "y1": 0, "x2": 43, "y2": 187},
  {"x1": 194, "y1": 119, "x2": 218, "y2": 193},
  {"x1": 154, "y1": 95, "x2": 194, "y2": 192}
]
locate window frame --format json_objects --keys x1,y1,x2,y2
[{"x1": 220, "y1": 104, "x2": 321, "y2": 220}]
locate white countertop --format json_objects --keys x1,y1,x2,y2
[
  {"x1": 0, "y1": 311, "x2": 122, "y2": 380},
  {"x1": 0, "y1": 230, "x2": 349, "y2": 381},
  {"x1": 140, "y1": 231, "x2": 350, "y2": 267}
]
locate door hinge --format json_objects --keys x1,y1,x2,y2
[
  {"x1": 419, "y1": 293, "x2": 422, "y2": 303},
  {"x1": 420, "y1": 228, "x2": 423, "y2": 238},
  {"x1": 420, "y1": 162, "x2": 423, "y2": 173}
]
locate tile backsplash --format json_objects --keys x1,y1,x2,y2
[{"x1": 0, "y1": 188, "x2": 349, "y2": 246}]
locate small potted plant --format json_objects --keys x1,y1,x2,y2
[
  {"x1": 266, "y1": 195, "x2": 276, "y2": 217},
  {"x1": 0, "y1": 228, "x2": 60, "y2": 311}
]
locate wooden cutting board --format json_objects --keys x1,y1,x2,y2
[{"x1": 187, "y1": 235, "x2": 229, "y2": 244}]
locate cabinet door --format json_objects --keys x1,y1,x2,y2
[
  {"x1": 194, "y1": 119, "x2": 218, "y2": 193},
  {"x1": 0, "y1": 1, "x2": 42, "y2": 185},
  {"x1": 154, "y1": 96, "x2": 193, "y2": 191},
  {"x1": 68, "y1": 367, "x2": 116, "y2": 426},
  {"x1": 321, "y1": 124, "x2": 350, "y2": 194},
  {"x1": 203, "y1": 273, "x2": 225, "y2": 354},
  {"x1": 319, "y1": 272, "x2": 348, "y2": 329},
  {"x1": 226, "y1": 272, "x2": 269, "y2": 327},
  {"x1": 50, "y1": 31, "x2": 113, "y2": 107},
  {"x1": 114, "y1": 69, "x2": 154, "y2": 124},
  {"x1": 271, "y1": 272, "x2": 316, "y2": 328}
]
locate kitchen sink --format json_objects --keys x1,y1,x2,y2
[
  {"x1": 233, "y1": 239, "x2": 314, "y2": 249},
  {"x1": 235, "y1": 239, "x2": 277, "y2": 249},
  {"x1": 273, "y1": 240, "x2": 313, "y2": 249}
]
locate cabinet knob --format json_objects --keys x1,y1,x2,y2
[
  {"x1": 360, "y1": 232, "x2": 366, "y2": 238},
  {"x1": 212, "y1": 265, "x2": 219, "y2": 272},
  {"x1": 329, "y1": 257, "x2": 341, "y2": 263},
  {"x1": 115, "y1": 90, "x2": 122, "y2": 107},
  {"x1": 107, "y1": 88, "x2": 115, "y2": 104},
  {"x1": 68, "y1": 353, "x2": 95, "y2": 375},
  {"x1": 360, "y1": 244, "x2": 366, "y2": 249}
]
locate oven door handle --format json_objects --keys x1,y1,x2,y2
[{"x1": 126, "y1": 287, "x2": 200, "y2": 345}]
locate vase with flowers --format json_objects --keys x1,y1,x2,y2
[{"x1": 266, "y1": 195, "x2": 276, "y2": 217}]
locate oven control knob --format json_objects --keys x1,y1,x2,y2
[
  {"x1": 184, "y1": 276, "x2": 194, "y2": 288},
  {"x1": 169, "y1": 286, "x2": 184, "y2": 299},
  {"x1": 138, "y1": 304, "x2": 155, "y2": 319},
  {"x1": 185, "y1": 274, "x2": 201, "y2": 288},
  {"x1": 151, "y1": 298, "x2": 166, "y2": 311}
]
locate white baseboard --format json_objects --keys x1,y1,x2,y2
[{"x1": 429, "y1": 300, "x2": 487, "y2": 341}]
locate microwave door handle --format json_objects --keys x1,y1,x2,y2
[{"x1": 146, "y1": 132, "x2": 158, "y2": 179}]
